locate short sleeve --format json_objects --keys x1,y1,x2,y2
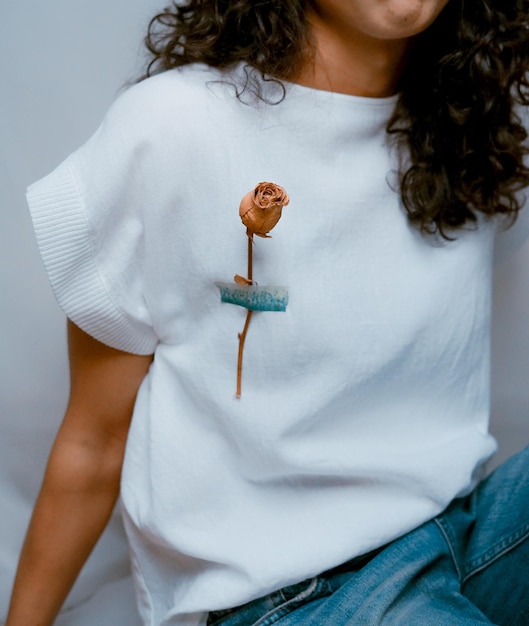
[{"x1": 27, "y1": 87, "x2": 159, "y2": 355}]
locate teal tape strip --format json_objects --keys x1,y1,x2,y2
[{"x1": 216, "y1": 282, "x2": 288, "y2": 312}]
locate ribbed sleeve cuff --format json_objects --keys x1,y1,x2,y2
[{"x1": 27, "y1": 161, "x2": 158, "y2": 354}]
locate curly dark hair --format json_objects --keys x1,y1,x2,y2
[{"x1": 143, "y1": 0, "x2": 529, "y2": 236}]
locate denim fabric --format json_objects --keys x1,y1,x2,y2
[{"x1": 207, "y1": 445, "x2": 529, "y2": 625}]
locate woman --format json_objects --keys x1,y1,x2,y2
[{"x1": 7, "y1": 1, "x2": 529, "y2": 624}]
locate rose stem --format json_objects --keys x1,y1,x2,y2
[
  {"x1": 236, "y1": 231, "x2": 254, "y2": 397},
  {"x1": 236, "y1": 310, "x2": 253, "y2": 397},
  {"x1": 247, "y1": 229, "x2": 253, "y2": 282}
]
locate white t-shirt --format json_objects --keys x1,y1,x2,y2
[{"x1": 27, "y1": 63, "x2": 499, "y2": 626}]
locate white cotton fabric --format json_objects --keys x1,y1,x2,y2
[{"x1": 27, "y1": 64, "x2": 498, "y2": 626}]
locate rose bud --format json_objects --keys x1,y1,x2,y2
[{"x1": 239, "y1": 182, "x2": 290, "y2": 238}]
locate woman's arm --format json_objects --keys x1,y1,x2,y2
[{"x1": 6, "y1": 320, "x2": 153, "y2": 626}]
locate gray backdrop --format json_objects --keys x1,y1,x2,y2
[{"x1": 1, "y1": 1, "x2": 528, "y2": 623}]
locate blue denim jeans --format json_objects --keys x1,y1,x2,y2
[{"x1": 207, "y1": 445, "x2": 529, "y2": 625}]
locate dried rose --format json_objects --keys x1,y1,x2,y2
[
  {"x1": 239, "y1": 182, "x2": 290, "y2": 238},
  {"x1": 231, "y1": 181, "x2": 290, "y2": 397}
]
